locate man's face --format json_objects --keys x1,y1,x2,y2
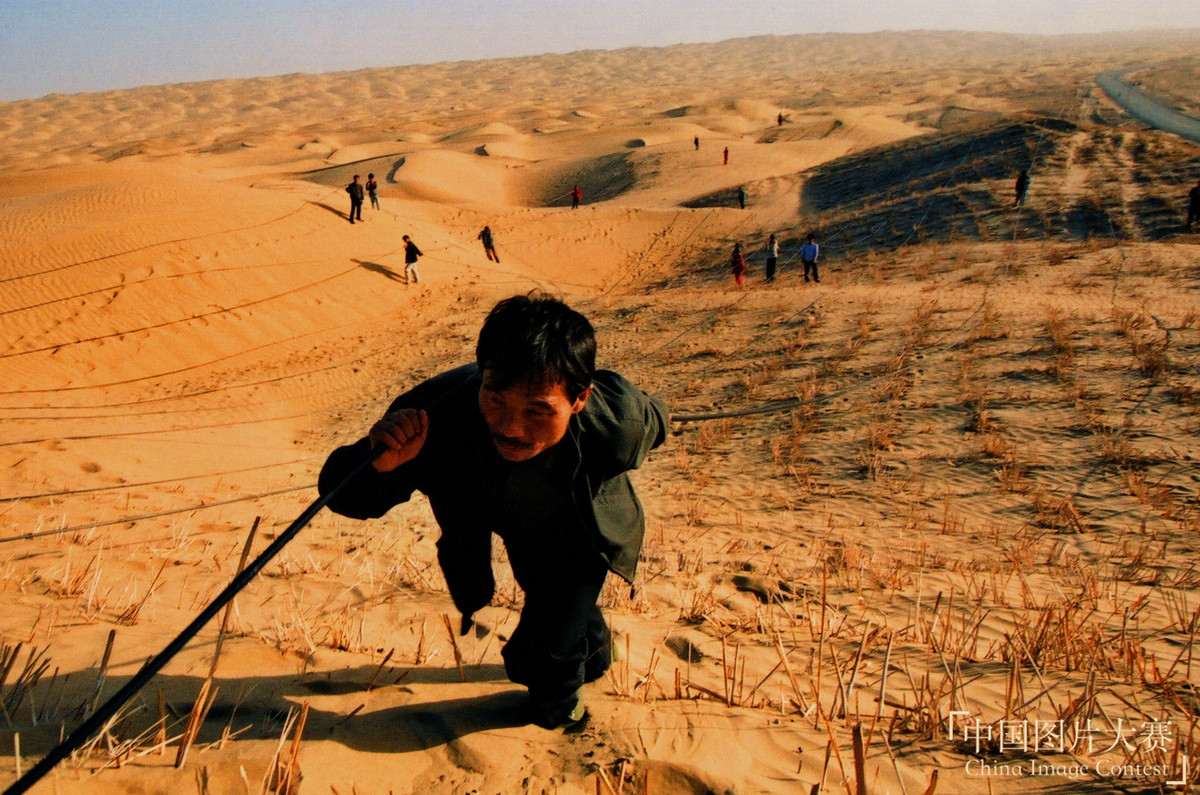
[{"x1": 478, "y1": 370, "x2": 590, "y2": 462}]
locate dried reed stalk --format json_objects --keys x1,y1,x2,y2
[
  {"x1": 174, "y1": 679, "x2": 217, "y2": 768},
  {"x1": 441, "y1": 614, "x2": 466, "y2": 682},
  {"x1": 851, "y1": 723, "x2": 868, "y2": 795},
  {"x1": 207, "y1": 517, "x2": 260, "y2": 681}
]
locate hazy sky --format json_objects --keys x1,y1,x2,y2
[{"x1": 0, "y1": 1, "x2": 1193, "y2": 101}]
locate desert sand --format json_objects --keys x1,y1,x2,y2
[{"x1": 1, "y1": 29, "x2": 1199, "y2": 794}]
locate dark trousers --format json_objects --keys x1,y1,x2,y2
[
  {"x1": 501, "y1": 556, "x2": 610, "y2": 726},
  {"x1": 1188, "y1": 207, "x2": 1198, "y2": 229},
  {"x1": 802, "y1": 259, "x2": 819, "y2": 282},
  {"x1": 766, "y1": 257, "x2": 777, "y2": 282},
  {"x1": 484, "y1": 244, "x2": 499, "y2": 262},
  {"x1": 349, "y1": 199, "x2": 363, "y2": 222}
]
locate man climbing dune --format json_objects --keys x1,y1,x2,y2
[{"x1": 319, "y1": 294, "x2": 668, "y2": 729}]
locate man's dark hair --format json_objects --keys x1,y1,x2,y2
[{"x1": 476, "y1": 294, "x2": 596, "y2": 399}]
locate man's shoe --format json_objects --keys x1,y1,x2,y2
[
  {"x1": 555, "y1": 692, "x2": 587, "y2": 730},
  {"x1": 564, "y1": 695, "x2": 586, "y2": 725},
  {"x1": 584, "y1": 635, "x2": 617, "y2": 683},
  {"x1": 531, "y1": 689, "x2": 586, "y2": 730}
]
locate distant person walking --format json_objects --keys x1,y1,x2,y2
[
  {"x1": 366, "y1": 173, "x2": 380, "y2": 210},
  {"x1": 1015, "y1": 170, "x2": 1030, "y2": 206},
  {"x1": 737, "y1": 186, "x2": 747, "y2": 209},
  {"x1": 1187, "y1": 179, "x2": 1200, "y2": 230},
  {"x1": 694, "y1": 136, "x2": 700, "y2": 151},
  {"x1": 765, "y1": 234, "x2": 779, "y2": 283},
  {"x1": 800, "y1": 234, "x2": 819, "y2": 283},
  {"x1": 346, "y1": 174, "x2": 365, "y2": 223},
  {"x1": 478, "y1": 225, "x2": 499, "y2": 262},
  {"x1": 777, "y1": 112, "x2": 784, "y2": 127},
  {"x1": 731, "y1": 242, "x2": 747, "y2": 287},
  {"x1": 402, "y1": 235, "x2": 423, "y2": 284},
  {"x1": 723, "y1": 147, "x2": 729, "y2": 166},
  {"x1": 571, "y1": 185, "x2": 582, "y2": 209}
]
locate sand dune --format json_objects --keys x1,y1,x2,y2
[{"x1": 0, "y1": 28, "x2": 1199, "y2": 794}]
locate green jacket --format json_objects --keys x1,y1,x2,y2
[{"x1": 318, "y1": 364, "x2": 668, "y2": 618}]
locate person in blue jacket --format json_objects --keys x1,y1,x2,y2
[{"x1": 800, "y1": 234, "x2": 820, "y2": 283}]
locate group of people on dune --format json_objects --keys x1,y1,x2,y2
[
  {"x1": 346, "y1": 158, "x2": 1200, "y2": 296},
  {"x1": 730, "y1": 233, "x2": 819, "y2": 287},
  {"x1": 343, "y1": 175, "x2": 587, "y2": 283},
  {"x1": 345, "y1": 174, "x2": 423, "y2": 283}
]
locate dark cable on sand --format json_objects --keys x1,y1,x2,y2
[{"x1": 2, "y1": 446, "x2": 380, "y2": 795}]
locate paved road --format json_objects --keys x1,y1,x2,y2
[{"x1": 1096, "y1": 69, "x2": 1200, "y2": 144}]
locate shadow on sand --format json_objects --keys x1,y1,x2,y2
[
  {"x1": 9, "y1": 662, "x2": 532, "y2": 760},
  {"x1": 309, "y1": 200, "x2": 350, "y2": 221},
  {"x1": 354, "y1": 259, "x2": 405, "y2": 282}
]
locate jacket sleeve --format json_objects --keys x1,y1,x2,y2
[
  {"x1": 317, "y1": 363, "x2": 478, "y2": 520},
  {"x1": 577, "y1": 372, "x2": 668, "y2": 583},
  {"x1": 586, "y1": 371, "x2": 669, "y2": 475},
  {"x1": 318, "y1": 437, "x2": 419, "y2": 519},
  {"x1": 627, "y1": 390, "x2": 668, "y2": 470}
]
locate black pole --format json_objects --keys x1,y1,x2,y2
[{"x1": 6, "y1": 446, "x2": 379, "y2": 794}]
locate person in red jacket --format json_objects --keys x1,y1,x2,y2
[
  {"x1": 571, "y1": 184, "x2": 582, "y2": 209},
  {"x1": 1187, "y1": 179, "x2": 1200, "y2": 230},
  {"x1": 730, "y1": 242, "x2": 746, "y2": 287}
]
